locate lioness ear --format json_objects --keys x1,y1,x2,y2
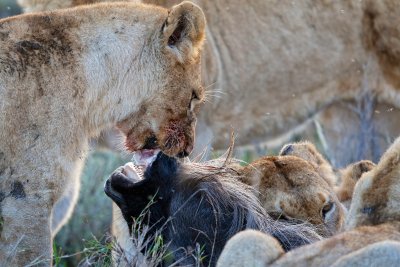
[{"x1": 162, "y1": 1, "x2": 206, "y2": 63}]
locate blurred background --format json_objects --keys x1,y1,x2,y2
[{"x1": 0, "y1": 0, "x2": 20, "y2": 17}]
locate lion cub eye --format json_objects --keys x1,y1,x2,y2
[{"x1": 321, "y1": 201, "x2": 334, "y2": 220}]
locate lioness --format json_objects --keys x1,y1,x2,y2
[
  {"x1": 19, "y1": 0, "x2": 400, "y2": 168},
  {"x1": 218, "y1": 135, "x2": 400, "y2": 267},
  {"x1": 0, "y1": 1, "x2": 206, "y2": 265}
]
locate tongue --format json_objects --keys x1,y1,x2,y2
[{"x1": 132, "y1": 149, "x2": 160, "y2": 169}]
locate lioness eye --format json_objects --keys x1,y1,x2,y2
[{"x1": 322, "y1": 202, "x2": 334, "y2": 220}]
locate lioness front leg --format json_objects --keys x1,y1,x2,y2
[
  {"x1": 317, "y1": 101, "x2": 400, "y2": 167},
  {"x1": 0, "y1": 189, "x2": 53, "y2": 266}
]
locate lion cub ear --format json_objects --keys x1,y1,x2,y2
[{"x1": 162, "y1": 1, "x2": 206, "y2": 63}]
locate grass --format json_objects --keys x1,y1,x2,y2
[
  {"x1": 111, "y1": 198, "x2": 209, "y2": 267},
  {"x1": 77, "y1": 235, "x2": 114, "y2": 266}
]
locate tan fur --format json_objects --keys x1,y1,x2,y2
[
  {"x1": 111, "y1": 203, "x2": 145, "y2": 266},
  {"x1": 0, "y1": 2, "x2": 206, "y2": 265},
  {"x1": 217, "y1": 230, "x2": 284, "y2": 267},
  {"x1": 279, "y1": 141, "x2": 377, "y2": 209},
  {"x1": 240, "y1": 155, "x2": 345, "y2": 236},
  {"x1": 19, "y1": 0, "x2": 400, "y2": 166},
  {"x1": 279, "y1": 141, "x2": 337, "y2": 187},
  {"x1": 142, "y1": 0, "x2": 400, "y2": 163},
  {"x1": 17, "y1": 0, "x2": 131, "y2": 13},
  {"x1": 331, "y1": 241, "x2": 400, "y2": 267},
  {"x1": 218, "y1": 136, "x2": 400, "y2": 266},
  {"x1": 219, "y1": 225, "x2": 400, "y2": 267},
  {"x1": 346, "y1": 136, "x2": 400, "y2": 229},
  {"x1": 335, "y1": 160, "x2": 375, "y2": 209}
]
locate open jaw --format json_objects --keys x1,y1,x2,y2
[
  {"x1": 104, "y1": 148, "x2": 161, "y2": 205},
  {"x1": 104, "y1": 133, "x2": 161, "y2": 203},
  {"x1": 131, "y1": 149, "x2": 161, "y2": 170},
  {"x1": 104, "y1": 170, "x2": 128, "y2": 205},
  {"x1": 124, "y1": 133, "x2": 162, "y2": 169},
  {"x1": 104, "y1": 162, "x2": 145, "y2": 205}
]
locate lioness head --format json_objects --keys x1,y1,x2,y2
[
  {"x1": 113, "y1": 1, "x2": 206, "y2": 158},
  {"x1": 241, "y1": 155, "x2": 346, "y2": 236},
  {"x1": 17, "y1": 1, "x2": 205, "y2": 157}
]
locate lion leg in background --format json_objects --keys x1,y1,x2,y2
[
  {"x1": 316, "y1": 100, "x2": 400, "y2": 168},
  {"x1": 111, "y1": 203, "x2": 146, "y2": 266},
  {"x1": 317, "y1": 0, "x2": 400, "y2": 168}
]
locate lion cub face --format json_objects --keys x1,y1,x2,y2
[
  {"x1": 242, "y1": 156, "x2": 345, "y2": 236},
  {"x1": 117, "y1": 1, "x2": 206, "y2": 157}
]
